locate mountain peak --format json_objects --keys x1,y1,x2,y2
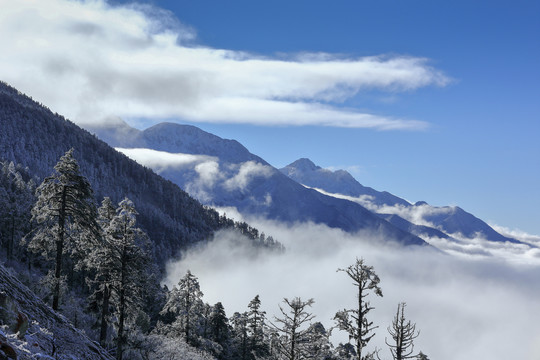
[{"x1": 286, "y1": 158, "x2": 321, "y2": 172}]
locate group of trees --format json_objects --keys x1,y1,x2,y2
[
  {"x1": 154, "y1": 258, "x2": 429, "y2": 360},
  {"x1": 18, "y1": 149, "x2": 152, "y2": 359},
  {"x1": 1, "y1": 149, "x2": 430, "y2": 360}
]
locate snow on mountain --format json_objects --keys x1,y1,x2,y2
[
  {"x1": 281, "y1": 158, "x2": 410, "y2": 207},
  {"x1": 0, "y1": 264, "x2": 113, "y2": 360},
  {"x1": 281, "y1": 158, "x2": 524, "y2": 246},
  {"x1": 90, "y1": 121, "x2": 426, "y2": 246}
]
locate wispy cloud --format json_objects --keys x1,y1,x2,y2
[
  {"x1": 304, "y1": 187, "x2": 540, "y2": 261},
  {"x1": 0, "y1": 0, "x2": 449, "y2": 129},
  {"x1": 223, "y1": 161, "x2": 275, "y2": 192},
  {"x1": 115, "y1": 147, "x2": 217, "y2": 171},
  {"x1": 490, "y1": 224, "x2": 540, "y2": 247}
]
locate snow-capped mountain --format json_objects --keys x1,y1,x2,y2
[
  {"x1": 88, "y1": 120, "x2": 426, "y2": 246},
  {"x1": 280, "y1": 158, "x2": 522, "y2": 245}
]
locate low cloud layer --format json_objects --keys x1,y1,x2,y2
[
  {"x1": 116, "y1": 147, "x2": 274, "y2": 202},
  {"x1": 0, "y1": 0, "x2": 449, "y2": 129},
  {"x1": 165, "y1": 216, "x2": 540, "y2": 360},
  {"x1": 306, "y1": 186, "x2": 540, "y2": 262}
]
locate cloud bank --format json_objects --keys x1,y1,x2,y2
[
  {"x1": 0, "y1": 0, "x2": 449, "y2": 129},
  {"x1": 164, "y1": 217, "x2": 540, "y2": 360}
]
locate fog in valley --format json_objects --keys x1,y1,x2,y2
[{"x1": 165, "y1": 213, "x2": 540, "y2": 360}]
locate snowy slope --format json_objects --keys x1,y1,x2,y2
[{"x1": 0, "y1": 264, "x2": 113, "y2": 360}]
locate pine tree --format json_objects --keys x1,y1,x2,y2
[
  {"x1": 160, "y1": 270, "x2": 205, "y2": 345},
  {"x1": 0, "y1": 161, "x2": 34, "y2": 262},
  {"x1": 25, "y1": 149, "x2": 99, "y2": 310},
  {"x1": 230, "y1": 311, "x2": 249, "y2": 360},
  {"x1": 86, "y1": 197, "x2": 151, "y2": 358},
  {"x1": 384, "y1": 303, "x2": 420, "y2": 360},
  {"x1": 209, "y1": 302, "x2": 230, "y2": 358},
  {"x1": 247, "y1": 294, "x2": 269, "y2": 358},
  {"x1": 333, "y1": 258, "x2": 383, "y2": 360},
  {"x1": 86, "y1": 197, "x2": 116, "y2": 346},
  {"x1": 271, "y1": 297, "x2": 315, "y2": 360},
  {"x1": 106, "y1": 198, "x2": 151, "y2": 360}
]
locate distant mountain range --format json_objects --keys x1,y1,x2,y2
[
  {"x1": 88, "y1": 119, "x2": 525, "y2": 248},
  {"x1": 88, "y1": 121, "x2": 426, "y2": 246},
  {"x1": 280, "y1": 158, "x2": 521, "y2": 244}
]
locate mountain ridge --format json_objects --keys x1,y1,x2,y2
[
  {"x1": 281, "y1": 158, "x2": 522, "y2": 244},
  {"x1": 88, "y1": 121, "x2": 427, "y2": 246}
]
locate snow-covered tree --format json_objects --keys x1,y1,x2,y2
[
  {"x1": 25, "y1": 149, "x2": 99, "y2": 310},
  {"x1": 247, "y1": 294, "x2": 269, "y2": 359},
  {"x1": 304, "y1": 322, "x2": 334, "y2": 360},
  {"x1": 86, "y1": 197, "x2": 116, "y2": 346},
  {"x1": 383, "y1": 303, "x2": 420, "y2": 360},
  {"x1": 86, "y1": 197, "x2": 151, "y2": 359},
  {"x1": 0, "y1": 161, "x2": 34, "y2": 262},
  {"x1": 209, "y1": 301, "x2": 230, "y2": 358},
  {"x1": 107, "y1": 198, "x2": 151, "y2": 360},
  {"x1": 271, "y1": 297, "x2": 316, "y2": 360},
  {"x1": 230, "y1": 311, "x2": 249, "y2": 360},
  {"x1": 160, "y1": 270, "x2": 205, "y2": 345},
  {"x1": 333, "y1": 258, "x2": 383, "y2": 360}
]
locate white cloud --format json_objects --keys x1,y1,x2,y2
[
  {"x1": 296, "y1": 187, "x2": 540, "y2": 262},
  {"x1": 115, "y1": 147, "x2": 217, "y2": 171},
  {"x1": 164, "y1": 216, "x2": 540, "y2": 360},
  {"x1": 0, "y1": 0, "x2": 449, "y2": 129},
  {"x1": 223, "y1": 161, "x2": 275, "y2": 192},
  {"x1": 489, "y1": 223, "x2": 540, "y2": 247}
]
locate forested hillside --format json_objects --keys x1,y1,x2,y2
[{"x1": 0, "y1": 81, "x2": 274, "y2": 267}]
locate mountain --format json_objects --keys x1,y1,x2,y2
[
  {"x1": 88, "y1": 120, "x2": 427, "y2": 246},
  {"x1": 90, "y1": 120, "x2": 261, "y2": 164},
  {"x1": 0, "y1": 81, "x2": 272, "y2": 268},
  {"x1": 280, "y1": 158, "x2": 522, "y2": 244},
  {"x1": 281, "y1": 158, "x2": 409, "y2": 207}
]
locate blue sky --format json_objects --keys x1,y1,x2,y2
[
  {"x1": 1, "y1": 0, "x2": 538, "y2": 234},
  {"x1": 153, "y1": 0, "x2": 540, "y2": 234}
]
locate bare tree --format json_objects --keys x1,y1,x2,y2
[
  {"x1": 271, "y1": 297, "x2": 315, "y2": 360},
  {"x1": 384, "y1": 303, "x2": 419, "y2": 360},
  {"x1": 333, "y1": 258, "x2": 383, "y2": 360}
]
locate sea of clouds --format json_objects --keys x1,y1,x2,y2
[{"x1": 164, "y1": 211, "x2": 540, "y2": 360}]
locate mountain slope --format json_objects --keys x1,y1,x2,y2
[
  {"x1": 281, "y1": 158, "x2": 521, "y2": 244},
  {"x1": 0, "y1": 264, "x2": 113, "y2": 360},
  {"x1": 281, "y1": 158, "x2": 410, "y2": 207},
  {"x1": 0, "y1": 81, "x2": 266, "y2": 267},
  {"x1": 89, "y1": 120, "x2": 427, "y2": 246}
]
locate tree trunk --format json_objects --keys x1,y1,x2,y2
[
  {"x1": 99, "y1": 284, "x2": 110, "y2": 346},
  {"x1": 116, "y1": 245, "x2": 127, "y2": 360},
  {"x1": 53, "y1": 187, "x2": 67, "y2": 311},
  {"x1": 357, "y1": 285, "x2": 363, "y2": 360}
]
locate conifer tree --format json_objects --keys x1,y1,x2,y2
[
  {"x1": 105, "y1": 198, "x2": 151, "y2": 360},
  {"x1": 230, "y1": 311, "x2": 249, "y2": 360},
  {"x1": 160, "y1": 270, "x2": 205, "y2": 345},
  {"x1": 86, "y1": 197, "x2": 116, "y2": 346},
  {"x1": 26, "y1": 149, "x2": 99, "y2": 310},
  {"x1": 384, "y1": 303, "x2": 420, "y2": 360},
  {"x1": 209, "y1": 302, "x2": 230, "y2": 358},
  {"x1": 334, "y1": 258, "x2": 383, "y2": 360},
  {"x1": 247, "y1": 294, "x2": 269, "y2": 359},
  {"x1": 0, "y1": 161, "x2": 34, "y2": 262},
  {"x1": 271, "y1": 297, "x2": 315, "y2": 360}
]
